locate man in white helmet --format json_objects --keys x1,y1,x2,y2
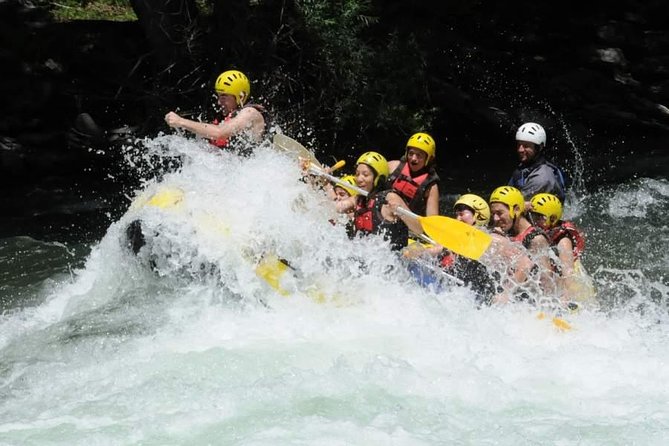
[{"x1": 508, "y1": 122, "x2": 566, "y2": 206}]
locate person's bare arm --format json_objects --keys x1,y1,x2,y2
[
  {"x1": 335, "y1": 196, "x2": 357, "y2": 214},
  {"x1": 425, "y1": 183, "x2": 440, "y2": 216},
  {"x1": 556, "y1": 237, "x2": 575, "y2": 276},
  {"x1": 387, "y1": 160, "x2": 400, "y2": 173},
  {"x1": 385, "y1": 192, "x2": 423, "y2": 234},
  {"x1": 530, "y1": 235, "x2": 557, "y2": 294},
  {"x1": 165, "y1": 107, "x2": 263, "y2": 141}
]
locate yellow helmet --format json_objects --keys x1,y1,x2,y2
[
  {"x1": 454, "y1": 194, "x2": 490, "y2": 227},
  {"x1": 406, "y1": 132, "x2": 436, "y2": 163},
  {"x1": 356, "y1": 151, "x2": 389, "y2": 187},
  {"x1": 214, "y1": 70, "x2": 250, "y2": 106},
  {"x1": 530, "y1": 193, "x2": 563, "y2": 227},
  {"x1": 335, "y1": 175, "x2": 358, "y2": 197},
  {"x1": 489, "y1": 186, "x2": 525, "y2": 218}
]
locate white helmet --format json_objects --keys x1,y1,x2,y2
[{"x1": 515, "y1": 122, "x2": 546, "y2": 146}]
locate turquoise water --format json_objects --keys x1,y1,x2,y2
[{"x1": 1, "y1": 136, "x2": 668, "y2": 445}]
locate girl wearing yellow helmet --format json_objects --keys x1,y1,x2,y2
[
  {"x1": 164, "y1": 70, "x2": 267, "y2": 151},
  {"x1": 387, "y1": 132, "x2": 441, "y2": 216},
  {"x1": 334, "y1": 151, "x2": 421, "y2": 251}
]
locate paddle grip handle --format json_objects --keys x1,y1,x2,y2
[{"x1": 330, "y1": 160, "x2": 346, "y2": 172}]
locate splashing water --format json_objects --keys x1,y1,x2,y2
[{"x1": 1, "y1": 135, "x2": 668, "y2": 445}]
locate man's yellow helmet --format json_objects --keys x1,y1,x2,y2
[
  {"x1": 489, "y1": 186, "x2": 525, "y2": 219},
  {"x1": 214, "y1": 70, "x2": 250, "y2": 106}
]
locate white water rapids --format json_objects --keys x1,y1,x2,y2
[{"x1": 1, "y1": 135, "x2": 668, "y2": 445}]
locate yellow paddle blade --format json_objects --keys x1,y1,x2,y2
[
  {"x1": 194, "y1": 212, "x2": 232, "y2": 237},
  {"x1": 418, "y1": 215, "x2": 492, "y2": 260},
  {"x1": 566, "y1": 259, "x2": 597, "y2": 304},
  {"x1": 552, "y1": 317, "x2": 572, "y2": 331},
  {"x1": 537, "y1": 312, "x2": 573, "y2": 332},
  {"x1": 146, "y1": 187, "x2": 184, "y2": 209},
  {"x1": 255, "y1": 253, "x2": 291, "y2": 296},
  {"x1": 273, "y1": 134, "x2": 323, "y2": 169}
]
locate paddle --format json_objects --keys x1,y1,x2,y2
[
  {"x1": 411, "y1": 231, "x2": 445, "y2": 247},
  {"x1": 307, "y1": 165, "x2": 492, "y2": 261},
  {"x1": 330, "y1": 159, "x2": 346, "y2": 172},
  {"x1": 273, "y1": 133, "x2": 323, "y2": 169},
  {"x1": 395, "y1": 208, "x2": 492, "y2": 261}
]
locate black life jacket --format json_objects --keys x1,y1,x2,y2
[{"x1": 437, "y1": 250, "x2": 497, "y2": 306}]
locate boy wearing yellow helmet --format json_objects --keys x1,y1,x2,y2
[
  {"x1": 164, "y1": 70, "x2": 267, "y2": 150},
  {"x1": 489, "y1": 185, "x2": 557, "y2": 300},
  {"x1": 529, "y1": 193, "x2": 585, "y2": 262},
  {"x1": 387, "y1": 132, "x2": 441, "y2": 216},
  {"x1": 405, "y1": 193, "x2": 498, "y2": 304},
  {"x1": 529, "y1": 193, "x2": 594, "y2": 306},
  {"x1": 334, "y1": 151, "x2": 420, "y2": 251},
  {"x1": 332, "y1": 175, "x2": 358, "y2": 202},
  {"x1": 329, "y1": 174, "x2": 358, "y2": 232}
]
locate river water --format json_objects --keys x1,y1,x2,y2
[{"x1": 1, "y1": 135, "x2": 668, "y2": 445}]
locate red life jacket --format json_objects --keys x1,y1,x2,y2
[
  {"x1": 354, "y1": 195, "x2": 383, "y2": 234},
  {"x1": 511, "y1": 225, "x2": 546, "y2": 249},
  {"x1": 549, "y1": 220, "x2": 585, "y2": 259},
  {"x1": 209, "y1": 113, "x2": 232, "y2": 148},
  {"x1": 353, "y1": 191, "x2": 408, "y2": 251},
  {"x1": 209, "y1": 104, "x2": 270, "y2": 148},
  {"x1": 388, "y1": 161, "x2": 439, "y2": 215},
  {"x1": 439, "y1": 251, "x2": 456, "y2": 269}
]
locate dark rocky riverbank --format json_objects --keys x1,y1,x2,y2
[{"x1": 1, "y1": 0, "x2": 668, "y2": 239}]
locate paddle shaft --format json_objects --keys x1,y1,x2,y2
[
  {"x1": 313, "y1": 168, "x2": 422, "y2": 227},
  {"x1": 309, "y1": 166, "x2": 368, "y2": 196},
  {"x1": 310, "y1": 168, "x2": 420, "y2": 223}
]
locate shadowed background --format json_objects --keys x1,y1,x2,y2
[{"x1": 1, "y1": 0, "x2": 668, "y2": 240}]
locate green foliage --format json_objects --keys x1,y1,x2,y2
[
  {"x1": 44, "y1": 0, "x2": 137, "y2": 22},
  {"x1": 296, "y1": 0, "x2": 376, "y2": 123},
  {"x1": 369, "y1": 31, "x2": 436, "y2": 133},
  {"x1": 294, "y1": 0, "x2": 436, "y2": 148}
]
